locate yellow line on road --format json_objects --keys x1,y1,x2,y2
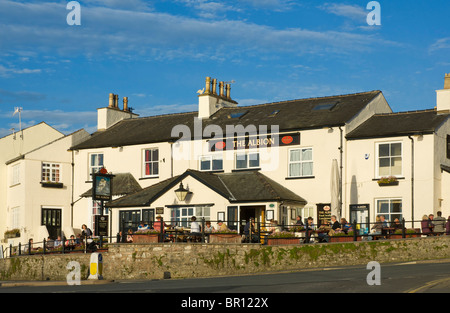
[{"x1": 406, "y1": 277, "x2": 450, "y2": 293}]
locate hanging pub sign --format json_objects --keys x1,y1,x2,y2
[
  {"x1": 92, "y1": 169, "x2": 114, "y2": 201},
  {"x1": 208, "y1": 132, "x2": 300, "y2": 152}
]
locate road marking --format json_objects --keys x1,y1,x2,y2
[{"x1": 406, "y1": 277, "x2": 450, "y2": 293}]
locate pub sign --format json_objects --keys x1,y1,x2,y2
[{"x1": 208, "y1": 132, "x2": 300, "y2": 152}]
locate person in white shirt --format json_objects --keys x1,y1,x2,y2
[{"x1": 190, "y1": 216, "x2": 202, "y2": 242}]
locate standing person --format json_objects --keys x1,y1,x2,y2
[
  {"x1": 304, "y1": 217, "x2": 315, "y2": 243},
  {"x1": 433, "y1": 211, "x2": 446, "y2": 235},
  {"x1": 244, "y1": 218, "x2": 258, "y2": 243},
  {"x1": 190, "y1": 216, "x2": 202, "y2": 242}
]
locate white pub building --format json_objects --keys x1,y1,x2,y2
[
  {"x1": 3, "y1": 74, "x2": 450, "y2": 245},
  {"x1": 66, "y1": 74, "x2": 450, "y2": 238}
]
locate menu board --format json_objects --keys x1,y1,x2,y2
[{"x1": 317, "y1": 203, "x2": 331, "y2": 227}]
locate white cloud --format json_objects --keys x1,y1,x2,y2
[
  {"x1": 0, "y1": 0, "x2": 399, "y2": 61},
  {"x1": 319, "y1": 3, "x2": 367, "y2": 22},
  {"x1": 429, "y1": 38, "x2": 450, "y2": 53}
]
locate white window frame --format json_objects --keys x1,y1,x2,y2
[
  {"x1": 375, "y1": 141, "x2": 403, "y2": 178},
  {"x1": 235, "y1": 151, "x2": 260, "y2": 170},
  {"x1": 10, "y1": 206, "x2": 20, "y2": 230},
  {"x1": 375, "y1": 198, "x2": 402, "y2": 223},
  {"x1": 199, "y1": 154, "x2": 223, "y2": 172},
  {"x1": 11, "y1": 164, "x2": 20, "y2": 186},
  {"x1": 288, "y1": 147, "x2": 314, "y2": 178},
  {"x1": 89, "y1": 153, "x2": 104, "y2": 178},
  {"x1": 171, "y1": 206, "x2": 211, "y2": 228},
  {"x1": 142, "y1": 148, "x2": 159, "y2": 178},
  {"x1": 41, "y1": 162, "x2": 61, "y2": 183}
]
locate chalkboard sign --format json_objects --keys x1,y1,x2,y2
[
  {"x1": 95, "y1": 215, "x2": 109, "y2": 237},
  {"x1": 317, "y1": 203, "x2": 331, "y2": 227}
]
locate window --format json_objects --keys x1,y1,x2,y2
[
  {"x1": 143, "y1": 148, "x2": 159, "y2": 177},
  {"x1": 313, "y1": 102, "x2": 338, "y2": 111},
  {"x1": 377, "y1": 142, "x2": 402, "y2": 177},
  {"x1": 89, "y1": 153, "x2": 104, "y2": 176},
  {"x1": 42, "y1": 163, "x2": 61, "y2": 183},
  {"x1": 289, "y1": 148, "x2": 313, "y2": 177},
  {"x1": 170, "y1": 206, "x2": 210, "y2": 227},
  {"x1": 11, "y1": 164, "x2": 20, "y2": 185},
  {"x1": 228, "y1": 111, "x2": 248, "y2": 119},
  {"x1": 376, "y1": 199, "x2": 402, "y2": 222},
  {"x1": 199, "y1": 154, "x2": 223, "y2": 171},
  {"x1": 10, "y1": 207, "x2": 20, "y2": 230},
  {"x1": 236, "y1": 152, "x2": 260, "y2": 169}
]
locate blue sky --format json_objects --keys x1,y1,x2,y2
[{"x1": 1, "y1": 0, "x2": 450, "y2": 137}]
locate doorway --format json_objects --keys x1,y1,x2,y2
[
  {"x1": 41, "y1": 208, "x2": 62, "y2": 239},
  {"x1": 239, "y1": 205, "x2": 265, "y2": 233}
]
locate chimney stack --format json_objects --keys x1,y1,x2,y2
[
  {"x1": 436, "y1": 74, "x2": 450, "y2": 114},
  {"x1": 198, "y1": 76, "x2": 238, "y2": 119}
]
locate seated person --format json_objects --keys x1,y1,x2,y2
[
  {"x1": 391, "y1": 218, "x2": 404, "y2": 232},
  {"x1": 421, "y1": 215, "x2": 433, "y2": 235},
  {"x1": 138, "y1": 221, "x2": 150, "y2": 231},
  {"x1": 317, "y1": 221, "x2": 332, "y2": 242},
  {"x1": 216, "y1": 220, "x2": 228, "y2": 232}
]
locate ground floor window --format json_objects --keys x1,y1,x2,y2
[
  {"x1": 375, "y1": 198, "x2": 402, "y2": 222},
  {"x1": 170, "y1": 206, "x2": 211, "y2": 227}
]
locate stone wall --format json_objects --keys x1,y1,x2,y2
[{"x1": 1, "y1": 237, "x2": 450, "y2": 281}]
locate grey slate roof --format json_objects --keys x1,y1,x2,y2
[
  {"x1": 72, "y1": 90, "x2": 382, "y2": 150},
  {"x1": 105, "y1": 169, "x2": 307, "y2": 208},
  {"x1": 81, "y1": 173, "x2": 142, "y2": 198},
  {"x1": 346, "y1": 109, "x2": 450, "y2": 139}
]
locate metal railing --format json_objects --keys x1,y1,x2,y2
[{"x1": 3, "y1": 217, "x2": 448, "y2": 258}]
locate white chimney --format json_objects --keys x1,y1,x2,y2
[
  {"x1": 98, "y1": 94, "x2": 139, "y2": 131},
  {"x1": 198, "y1": 77, "x2": 238, "y2": 119},
  {"x1": 436, "y1": 74, "x2": 450, "y2": 114}
]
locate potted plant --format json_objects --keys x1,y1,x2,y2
[
  {"x1": 132, "y1": 229, "x2": 161, "y2": 243},
  {"x1": 4, "y1": 228, "x2": 20, "y2": 239},
  {"x1": 209, "y1": 229, "x2": 241, "y2": 244},
  {"x1": 329, "y1": 230, "x2": 361, "y2": 242},
  {"x1": 377, "y1": 176, "x2": 399, "y2": 186},
  {"x1": 266, "y1": 231, "x2": 300, "y2": 245}
]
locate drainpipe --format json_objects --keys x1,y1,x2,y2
[
  {"x1": 408, "y1": 135, "x2": 414, "y2": 228},
  {"x1": 71, "y1": 149, "x2": 74, "y2": 228}
]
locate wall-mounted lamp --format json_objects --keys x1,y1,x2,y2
[{"x1": 175, "y1": 182, "x2": 192, "y2": 202}]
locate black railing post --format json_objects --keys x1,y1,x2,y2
[
  {"x1": 9, "y1": 244, "x2": 12, "y2": 258},
  {"x1": 402, "y1": 218, "x2": 406, "y2": 238},
  {"x1": 201, "y1": 218, "x2": 205, "y2": 243},
  {"x1": 43, "y1": 239, "x2": 46, "y2": 255},
  {"x1": 62, "y1": 236, "x2": 65, "y2": 254},
  {"x1": 353, "y1": 220, "x2": 357, "y2": 242},
  {"x1": 18, "y1": 242, "x2": 21, "y2": 256},
  {"x1": 160, "y1": 218, "x2": 164, "y2": 243},
  {"x1": 258, "y1": 217, "x2": 261, "y2": 244}
]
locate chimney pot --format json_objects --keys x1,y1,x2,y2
[
  {"x1": 445, "y1": 73, "x2": 450, "y2": 89},
  {"x1": 205, "y1": 77, "x2": 211, "y2": 94},
  {"x1": 212, "y1": 78, "x2": 217, "y2": 95},
  {"x1": 109, "y1": 93, "x2": 114, "y2": 108},
  {"x1": 219, "y1": 82, "x2": 224, "y2": 97},
  {"x1": 123, "y1": 97, "x2": 129, "y2": 112},
  {"x1": 114, "y1": 94, "x2": 119, "y2": 108},
  {"x1": 226, "y1": 84, "x2": 231, "y2": 99}
]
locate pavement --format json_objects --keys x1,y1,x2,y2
[{"x1": 0, "y1": 279, "x2": 115, "y2": 288}]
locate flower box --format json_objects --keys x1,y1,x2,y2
[
  {"x1": 41, "y1": 182, "x2": 64, "y2": 188},
  {"x1": 4, "y1": 229, "x2": 20, "y2": 239},
  {"x1": 329, "y1": 235, "x2": 362, "y2": 242},
  {"x1": 266, "y1": 238, "x2": 300, "y2": 245},
  {"x1": 208, "y1": 233, "x2": 242, "y2": 244},
  {"x1": 377, "y1": 176, "x2": 399, "y2": 186},
  {"x1": 132, "y1": 234, "x2": 160, "y2": 243}
]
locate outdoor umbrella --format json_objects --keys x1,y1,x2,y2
[{"x1": 331, "y1": 159, "x2": 340, "y2": 219}]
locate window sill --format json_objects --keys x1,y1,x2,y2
[
  {"x1": 372, "y1": 177, "x2": 405, "y2": 181},
  {"x1": 231, "y1": 168, "x2": 261, "y2": 172},
  {"x1": 285, "y1": 176, "x2": 315, "y2": 180},
  {"x1": 41, "y1": 182, "x2": 64, "y2": 188},
  {"x1": 139, "y1": 176, "x2": 159, "y2": 180},
  {"x1": 199, "y1": 170, "x2": 225, "y2": 173}
]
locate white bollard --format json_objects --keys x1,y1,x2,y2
[{"x1": 88, "y1": 252, "x2": 103, "y2": 280}]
